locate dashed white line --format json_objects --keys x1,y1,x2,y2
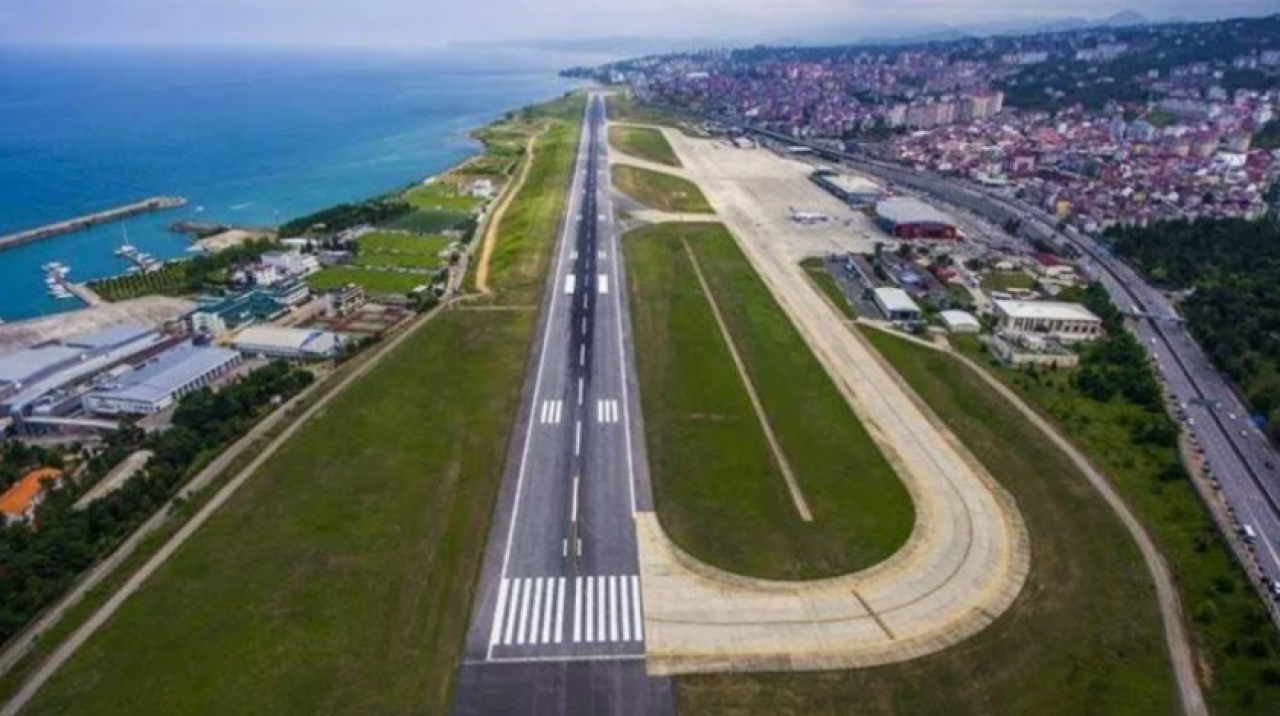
[
  {"x1": 574, "y1": 421, "x2": 582, "y2": 456},
  {"x1": 571, "y1": 475, "x2": 580, "y2": 523}
]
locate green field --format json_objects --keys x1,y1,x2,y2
[
  {"x1": 353, "y1": 253, "x2": 442, "y2": 270},
  {"x1": 604, "y1": 93, "x2": 692, "y2": 132},
  {"x1": 305, "y1": 266, "x2": 431, "y2": 295},
  {"x1": 677, "y1": 327, "x2": 1175, "y2": 715},
  {"x1": 18, "y1": 95, "x2": 585, "y2": 716},
  {"x1": 626, "y1": 223, "x2": 912, "y2": 578},
  {"x1": 381, "y1": 209, "x2": 472, "y2": 234},
  {"x1": 981, "y1": 271, "x2": 1036, "y2": 292},
  {"x1": 485, "y1": 95, "x2": 587, "y2": 304},
  {"x1": 607, "y1": 125, "x2": 681, "y2": 167},
  {"x1": 358, "y1": 231, "x2": 451, "y2": 255},
  {"x1": 404, "y1": 182, "x2": 482, "y2": 212},
  {"x1": 612, "y1": 164, "x2": 712, "y2": 214},
  {"x1": 800, "y1": 257, "x2": 856, "y2": 320},
  {"x1": 952, "y1": 338, "x2": 1280, "y2": 713}
]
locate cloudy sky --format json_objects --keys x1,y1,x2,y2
[{"x1": 1, "y1": 0, "x2": 1276, "y2": 48}]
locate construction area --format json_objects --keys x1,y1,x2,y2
[{"x1": 608, "y1": 123, "x2": 1030, "y2": 673}]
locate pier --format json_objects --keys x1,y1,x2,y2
[{"x1": 0, "y1": 197, "x2": 188, "y2": 253}]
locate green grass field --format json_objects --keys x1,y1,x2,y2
[
  {"x1": 626, "y1": 223, "x2": 912, "y2": 578},
  {"x1": 485, "y1": 95, "x2": 586, "y2": 304},
  {"x1": 981, "y1": 271, "x2": 1036, "y2": 292},
  {"x1": 353, "y1": 253, "x2": 443, "y2": 270},
  {"x1": 358, "y1": 232, "x2": 451, "y2": 255},
  {"x1": 88, "y1": 263, "x2": 190, "y2": 301},
  {"x1": 404, "y1": 182, "x2": 482, "y2": 212},
  {"x1": 800, "y1": 257, "x2": 856, "y2": 320},
  {"x1": 612, "y1": 164, "x2": 712, "y2": 214},
  {"x1": 604, "y1": 93, "x2": 692, "y2": 132},
  {"x1": 607, "y1": 125, "x2": 681, "y2": 167},
  {"x1": 381, "y1": 208, "x2": 471, "y2": 234},
  {"x1": 952, "y1": 339, "x2": 1280, "y2": 713},
  {"x1": 677, "y1": 327, "x2": 1176, "y2": 715},
  {"x1": 305, "y1": 266, "x2": 431, "y2": 295}
]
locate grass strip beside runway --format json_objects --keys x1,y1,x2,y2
[
  {"x1": 612, "y1": 165, "x2": 712, "y2": 215},
  {"x1": 676, "y1": 328, "x2": 1175, "y2": 715},
  {"x1": 625, "y1": 222, "x2": 912, "y2": 579},
  {"x1": 21, "y1": 310, "x2": 533, "y2": 716},
  {"x1": 607, "y1": 125, "x2": 682, "y2": 167}
]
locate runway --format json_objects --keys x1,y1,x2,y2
[{"x1": 452, "y1": 93, "x2": 673, "y2": 714}]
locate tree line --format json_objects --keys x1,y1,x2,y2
[{"x1": 1106, "y1": 217, "x2": 1280, "y2": 441}]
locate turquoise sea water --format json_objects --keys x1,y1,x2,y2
[{"x1": 0, "y1": 47, "x2": 579, "y2": 321}]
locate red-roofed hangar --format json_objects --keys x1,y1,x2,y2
[{"x1": 874, "y1": 197, "x2": 960, "y2": 239}]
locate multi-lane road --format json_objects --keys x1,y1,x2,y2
[{"x1": 452, "y1": 93, "x2": 674, "y2": 715}]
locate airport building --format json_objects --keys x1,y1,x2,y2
[
  {"x1": 872, "y1": 287, "x2": 923, "y2": 323},
  {"x1": 992, "y1": 300, "x2": 1102, "y2": 343},
  {"x1": 82, "y1": 342, "x2": 243, "y2": 416},
  {"x1": 810, "y1": 170, "x2": 885, "y2": 207},
  {"x1": 232, "y1": 326, "x2": 341, "y2": 361},
  {"x1": 874, "y1": 197, "x2": 959, "y2": 239},
  {"x1": 0, "y1": 324, "x2": 171, "y2": 428}
]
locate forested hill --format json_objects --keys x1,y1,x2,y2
[{"x1": 1106, "y1": 218, "x2": 1280, "y2": 438}]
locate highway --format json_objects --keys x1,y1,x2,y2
[{"x1": 452, "y1": 93, "x2": 674, "y2": 715}]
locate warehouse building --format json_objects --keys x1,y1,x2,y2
[
  {"x1": 83, "y1": 342, "x2": 243, "y2": 416},
  {"x1": 810, "y1": 170, "x2": 885, "y2": 207},
  {"x1": 993, "y1": 299, "x2": 1102, "y2": 343},
  {"x1": 232, "y1": 326, "x2": 341, "y2": 361},
  {"x1": 874, "y1": 197, "x2": 959, "y2": 239},
  {"x1": 872, "y1": 287, "x2": 923, "y2": 323}
]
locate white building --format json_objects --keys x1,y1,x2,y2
[
  {"x1": 83, "y1": 343, "x2": 243, "y2": 416},
  {"x1": 939, "y1": 310, "x2": 981, "y2": 333},
  {"x1": 872, "y1": 287, "x2": 922, "y2": 323},
  {"x1": 261, "y1": 251, "x2": 320, "y2": 277},
  {"x1": 992, "y1": 300, "x2": 1102, "y2": 343},
  {"x1": 232, "y1": 326, "x2": 342, "y2": 361}
]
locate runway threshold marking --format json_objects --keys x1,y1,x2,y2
[
  {"x1": 539, "y1": 400, "x2": 563, "y2": 424},
  {"x1": 597, "y1": 399, "x2": 619, "y2": 424},
  {"x1": 598, "y1": 274, "x2": 610, "y2": 294}
]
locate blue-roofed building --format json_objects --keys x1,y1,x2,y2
[
  {"x1": 82, "y1": 342, "x2": 243, "y2": 416},
  {"x1": 187, "y1": 290, "x2": 288, "y2": 336}
]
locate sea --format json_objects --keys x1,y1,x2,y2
[{"x1": 0, "y1": 46, "x2": 585, "y2": 322}]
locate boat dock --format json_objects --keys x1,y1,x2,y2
[{"x1": 0, "y1": 197, "x2": 188, "y2": 253}]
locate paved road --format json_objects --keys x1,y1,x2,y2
[{"x1": 452, "y1": 94, "x2": 673, "y2": 715}]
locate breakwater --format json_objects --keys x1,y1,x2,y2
[{"x1": 0, "y1": 197, "x2": 187, "y2": 253}]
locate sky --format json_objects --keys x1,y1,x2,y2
[{"x1": 0, "y1": 0, "x2": 1277, "y2": 49}]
